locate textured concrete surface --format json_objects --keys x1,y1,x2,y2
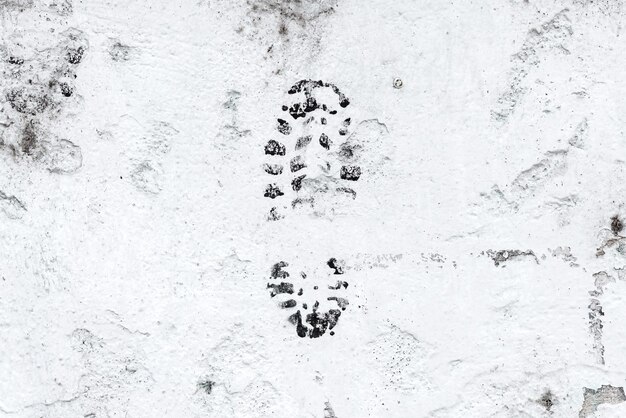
[{"x1": 3, "y1": 0, "x2": 626, "y2": 417}]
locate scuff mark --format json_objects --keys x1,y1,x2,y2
[
  {"x1": 492, "y1": 9, "x2": 572, "y2": 121},
  {"x1": 481, "y1": 149, "x2": 568, "y2": 213},
  {"x1": 0, "y1": 190, "x2": 26, "y2": 219}
]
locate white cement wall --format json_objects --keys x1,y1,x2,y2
[{"x1": 2, "y1": 0, "x2": 626, "y2": 416}]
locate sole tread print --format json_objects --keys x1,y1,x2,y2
[
  {"x1": 266, "y1": 258, "x2": 356, "y2": 339},
  {"x1": 262, "y1": 79, "x2": 362, "y2": 221}
]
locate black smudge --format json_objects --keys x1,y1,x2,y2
[
  {"x1": 279, "y1": 299, "x2": 297, "y2": 308},
  {"x1": 340, "y1": 165, "x2": 361, "y2": 181},
  {"x1": 328, "y1": 280, "x2": 349, "y2": 290},
  {"x1": 8, "y1": 56, "x2": 24, "y2": 65},
  {"x1": 277, "y1": 118, "x2": 292, "y2": 135},
  {"x1": 267, "y1": 282, "x2": 294, "y2": 297},
  {"x1": 292, "y1": 174, "x2": 306, "y2": 191},
  {"x1": 66, "y1": 46, "x2": 85, "y2": 64},
  {"x1": 288, "y1": 103, "x2": 306, "y2": 119},
  {"x1": 264, "y1": 139, "x2": 286, "y2": 156},
  {"x1": 20, "y1": 121, "x2": 38, "y2": 155},
  {"x1": 327, "y1": 258, "x2": 345, "y2": 274},
  {"x1": 270, "y1": 261, "x2": 289, "y2": 279},
  {"x1": 264, "y1": 183, "x2": 284, "y2": 198},
  {"x1": 197, "y1": 380, "x2": 215, "y2": 395},
  {"x1": 59, "y1": 82, "x2": 73, "y2": 97},
  {"x1": 6, "y1": 88, "x2": 50, "y2": 115},
  {"x1": 611, "y1": 215, "x2": 623, "y2": 235},
  {"x1": 319, "y1": 133, "x2": 331, "y2": 150}
]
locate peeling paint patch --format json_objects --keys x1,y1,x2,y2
[{"x1": 579, "y1": 385, "x2": 626, "y2": 418}]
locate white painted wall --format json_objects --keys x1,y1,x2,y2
[{"x1": 2, "y1": 0, "x2": 626, "y2": 416}]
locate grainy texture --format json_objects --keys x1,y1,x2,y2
[{"x1": 3, "y1": 0, "x2": 626, "y2": 417}]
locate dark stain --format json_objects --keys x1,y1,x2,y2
[
  {"x1": 327, "y1": 258, "x2": 345, "y2": 274},
  {"x1": 537, "y1": 390, "x2": 555, "y2": 412},
  {"x1": 288, "y1": 102, "x2": 306, "y2": 119},
  {"x1": 59, "y1": 82, "x2": 73, "y2": 97},
  {"x1": 66, "y1": 46, "x2": 85, "y2": 64},
  {"x1": 20, "y1": 121, "x2": 38, "y2": 155},
  {"x1": 6, "y1": 88, "x2": 50, "y2": 115},
  {"x1": 328, "y1": 280, "x2": 348, "y2": 290},
  {"x1": 278, "y1": 22, "x2": 288, "y2": 36},
  {"x1": 611, "y1": 215, "x2": 623, "y2": 235},
  {"x1": 340, "y1": 165, "x2": 361, "y2": 181},
  {"x1": 7, "y1": 56, "x2": 24, "y2": 65},
  {"x1": 280, "y1": 299, "x2": 297, "y2": 308},
  {"x1": 291, "y1": 174, "x2": 306, "y2": 191},
  {"x1": 197, "y1": 379, "x2": 215, "y2": 395},
  {"x1": 270, "y1": 261, "x2": 289, "y2": 280},
  {"x1": 339, "y1": 117, "x2": 351, "y2": 136},
  {"x1": 264, "y1": 139, "x2": 286, "y2": 156},
  {"x1": 319, "y1": 133, "x2": 331, "y2": 150},
  {"x1": 268, "y1": 282, "x2": 294, "y2": 297},
  {"x1": 264, "y1": 183, "x2": 284, "y2": 198},
  {"x1": 277, "y1": 118, "x2": 292, "y2": 135}
]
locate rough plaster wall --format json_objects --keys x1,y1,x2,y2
[{"x1": 3, "y1": 0, "x2": 626, "y2": 417}]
